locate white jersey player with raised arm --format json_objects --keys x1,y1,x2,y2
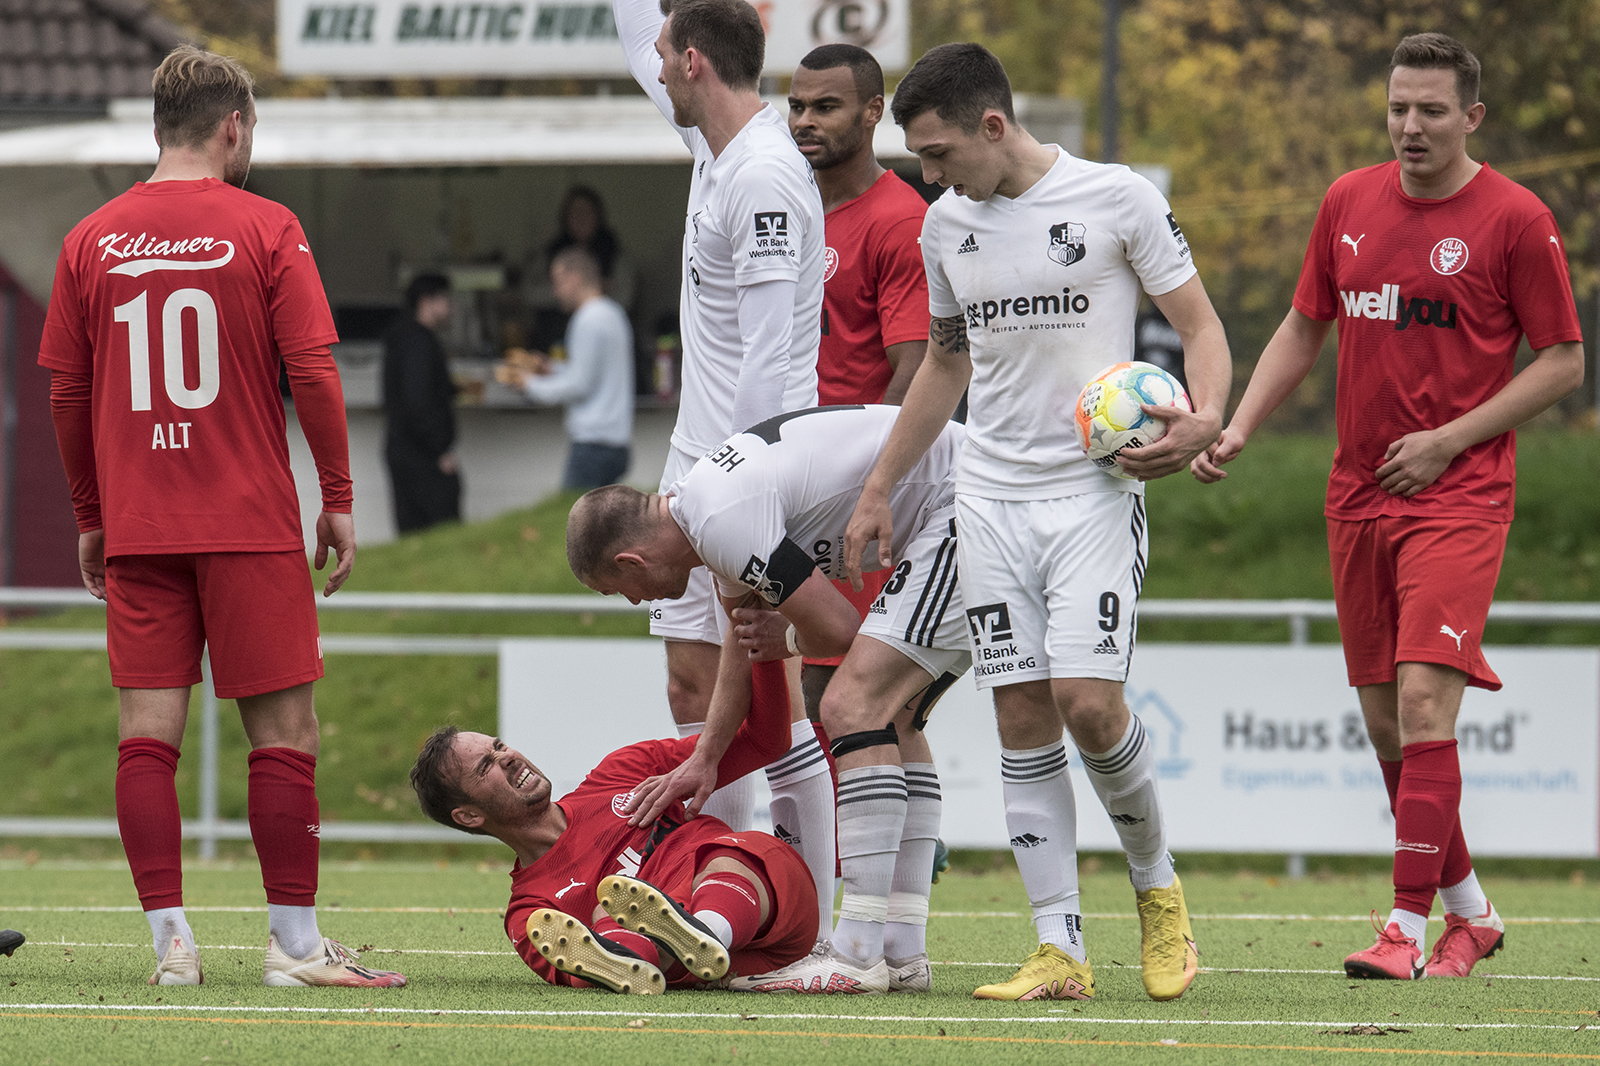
[
  {"x1": 614, "y1": 0, "x2": 824, "y2": 645},
  {"x1": 923, "y1": 147, "x2": 1194, "y2": 684}
]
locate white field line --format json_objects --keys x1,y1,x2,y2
[
  {"x1": 2, "y1": 1001, "x2": 1598, "y2": 1033},
  {"x1": 7, "y1": 905, "x2": 1600, "y2": 927},
  {"x1": 18, "y1": 941, "x2": 1600, "y2": 983}
]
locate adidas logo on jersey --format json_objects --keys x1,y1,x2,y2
[
  {"x1": 1010, "y1": 833, "x2": 1048, "y2": 848},
  {"x1": 1093, "y1": 635, "x2": 1118, "y2": 655},
  {"x1": 1338, "y1": 284, "x2": 1458, "y2": 332},
  {"x1": 957, "y1": 233, "x2": 980, "y2": 254}
]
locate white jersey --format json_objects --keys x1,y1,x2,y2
[
  {"x1": 668, "y1": 405, "x2": 964, "y2": 604},
  {"x1": 923, "y1": 147, "x2": 1196, "y2": 501},
  {"x1": 614, "y1": 0, "x2": 823, "y2": 457}
]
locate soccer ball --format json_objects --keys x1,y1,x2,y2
[{"x1": 1074, "y1": 361, "x2": 1192, "y2": 480}]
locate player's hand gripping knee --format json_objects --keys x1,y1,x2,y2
[
  {"x1": 732, "y1": 606, "x2": 792, "y2": 661},
  {"x1": 842, "y1": 491, "x2": 894, "y2": 592},
  {"x1": 625, "y1": 749, "x2": 719, "y2": 826},
  {"x1": 1190, "y1": 425, "x2": 1248, "y2": 483},
  {"x1": 315, "y1": 511, "x2": 357, "y2": 596}
]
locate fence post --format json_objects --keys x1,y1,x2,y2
[
  {"x1": 199, "y1": 654, "x2": 219, "y2": 861},
  {"x1": 1289, "y1": 612, "x2": 1309, "y2": 646}
]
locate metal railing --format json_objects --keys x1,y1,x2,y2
[{"x1": 3, "y1": 587, "x2": 1598, "y2": 856}]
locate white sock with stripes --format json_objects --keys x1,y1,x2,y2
[
  {"x1": 765, "y1": 720, "x2": 836, "y2": 941},
  {"x1": 884, "y1": 763, "x2": 941, "y2": 960},
  {"x1": 1001, "y1": 741, "x2": 1085, "y2": 961},
  {"x1": 1080, "y1": 715, "x2": 1173, "y2": 891},
  {"x1": 677, "y1": 720, "x2": 755, "y2": 831},
  {"x1": 832, "y1": 764, "x2": 907, "y2": 964}
]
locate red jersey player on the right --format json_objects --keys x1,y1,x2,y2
[{"x1": 1194, "y1": 33, "x2": 1585, "y2": 981}]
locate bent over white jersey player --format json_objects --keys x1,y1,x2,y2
[
  {"x1": 846, "y1": 44, "x2": 1232, "y2": 1003},
  {"x1": 614, "y1": 0, "x2": 825, "y2": 836},
  {"x1": 567, "y1": 405, "x2": 970, "y2": 993}
]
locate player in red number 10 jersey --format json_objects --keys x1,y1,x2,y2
[
  {"x1": 1194, "y1": 33, "x2": 1585, "y2": 983},
  {"x1": 39, "y1": 47, "x2": 404, "y2": 990}
]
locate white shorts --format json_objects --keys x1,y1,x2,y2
[
  {"x1": 955, "y1": 491, "x2": 1147, "y2": 690},
  {"x1": 650, "y1": 444, "x2": 727, "y2": 644},
  {"x1": 856, "y1": 502, "x2": 972, "y2": 681}
]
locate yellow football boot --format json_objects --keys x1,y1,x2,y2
[
  {"x1": 1136, "y1": 875, "x2": 1199, "y2": 1001},
  {"x1": 972, "y1": 944, "x2": 1094, "y2": 1001}
]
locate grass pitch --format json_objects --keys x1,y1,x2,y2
[{"x1": 4, "y1": 859, "x2": 1600, "y2": 1064}]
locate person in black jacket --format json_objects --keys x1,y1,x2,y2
[{"x1": 383, "y1": 273, "x2": 460, "y2": 533}]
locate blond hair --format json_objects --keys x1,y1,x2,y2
[{"x1": 152, "y1": 45, "x2": 255, "y2": 149}]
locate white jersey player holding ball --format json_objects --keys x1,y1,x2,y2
[
  {"x1": 613, "y1": 0, "x2": 828, "y2": 847},
  {"x1": 846, "y1": 43, "x2": 1232, "y2": 1003}
]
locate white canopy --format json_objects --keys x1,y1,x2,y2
[{"x1": 0, "y1": 95, "x2": 917, "y2": 168}]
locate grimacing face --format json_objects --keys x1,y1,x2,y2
[
  {"x1": 903, "y1": 109, "x2": 1008, "y2": 201},
  {"x1": 788, "y1": 64, "x2": 875, "y2": 171},
  {"x1": 448, "y1": 732, "x2": 553, "y2": 826},
  {"x1": 586, "y1": 558, "x2": 693, "y2": 605}
]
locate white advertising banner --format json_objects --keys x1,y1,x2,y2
[
  {"x1": 277, "y1": 0, "x2": 909, "y2": 78},
  {"x1": 499, "y1": 640, "x2": 1600, "y2": 858}
]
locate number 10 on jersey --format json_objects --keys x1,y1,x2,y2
[{"x1": 113, "y1": 288, "x2": 221, "y2": 412}]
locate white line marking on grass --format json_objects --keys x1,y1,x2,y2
[
  {"x1": 0, "y1": 906, "x2": 504, "y2": 914},
  {"x1": 3, "y1": 1002, "x2": 1598, "y2": 1033},
  {"x1": 16, "y1": 943, "x2": 1599, "y2": 983}
]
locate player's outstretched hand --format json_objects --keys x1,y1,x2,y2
[
  {"x1": 1115, "y1": 404, "x2": 1223, "y2": 481},
  {"x1": 77, "y1": 529, "x2": 106, "y2": 600},
  {"x1": 1376, "y1": 429, "x2": 1454, "y2": 497},
  {"x1": 625, "y1": 750, "x2": 719, "y2": 825},
  {"x1": 732, "y1": 606, "x2": 792, "y2": 661},
  {"x1": 315, "y1": 511, "x2": 357, "y2": 596},
  {"x1": 842, "y1": 491, "x2": 894, "y2": 592},
  {"x1": 1190, "y1": 425, "x2": 1248, "y2": 483}
]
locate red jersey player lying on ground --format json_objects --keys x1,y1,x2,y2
[{"x1": 408, "y1": 660, "x2": 817, "y2": 993}]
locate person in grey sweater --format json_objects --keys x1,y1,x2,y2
[{"x1": 498, "y1": 247, "x2": 635, "y2": 489}]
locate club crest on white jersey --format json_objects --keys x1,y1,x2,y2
[{"x1": 1047, "y1": 222, "x2": 1087, "y2": 267}]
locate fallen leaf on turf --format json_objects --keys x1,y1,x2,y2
[
  {"x1": 1311, "y1": 941, "x2": 1323, "y2": 947},
  {"x1": 938, "y1": 1029, "x2": 946, "y2": 1036},
  {"x1": 1319, "y1": 1025, "x2": 1410, "y2": 1036},
  {"x1": 359, "y1": 945, "x2": 375, "y2": 952},
  {"x1": 627, "y1": 1019, "x2": 649, "y2": 1029}
]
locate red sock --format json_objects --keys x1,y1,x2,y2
[
  {"x1": 812, "y1": 720, "x2": 842, "y2": 879},
  {"x1": 593, "y1": 916, "x2": 661, "y2": 968},
  {"x1": 117, "y1": 738, "x2": 184, "y2": 910},
  {"x1": 1392, "y1": 740, "x2": 1461, "y2": 916},
  {"x1": 247, "y1": 748, "x2": 320, "y2": 906},
  {"x1": 1383, "y1": 755, "x2": 1471, "y2": 886},
  {"x1": 691, "y1": 871, "x2": 766, "y2": 949}
]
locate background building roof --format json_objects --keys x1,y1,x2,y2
[{"x1": 0, "y1": 0, "x2": 189, "y2": 118}]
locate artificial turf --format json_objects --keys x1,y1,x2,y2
[{"x1": 4, "y1": 859, "x2": 1599, "y2": 1065}]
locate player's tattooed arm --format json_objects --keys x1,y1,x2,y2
[{"x1": 929, "y1": 314, "x2": 969, "y2": 354}]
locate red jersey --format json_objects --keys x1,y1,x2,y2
[
  {"x1": 39, "y1": 179, "x2": 345, "y2": 556},
  {"x1": 817, "y1": 170, "x2": 930, "y2": 405},
  {"x1": 1293, "y1": 162, "x2": 1582, "y2": 523},
  {"x1": 505, "y1": 661, "x2": 800, "y2": 987}
]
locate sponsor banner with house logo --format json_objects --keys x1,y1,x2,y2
[
  {"x1": 278, "y1": 0, "x2": 908, "y2": 77},
  {"x1": 500, "y1": 639, "x2": 1600, "y2": 856}
]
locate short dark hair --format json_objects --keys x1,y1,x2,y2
[
  {"x1": 152, "y1": 45, "x2": 254, "y2": 150},
  {"x1": 659, "y1": 0, "x2": 765, "y2": 91},
  {"x1": 551, "y1": 245, "x2": 602, "y2": 286},
  {"x1": 798, "y1": 43, "x2": 885, "y2": 101},
  {"x1": 409, "y1": 726, "x2": 490, "y2": 836},
  {"x1": 890, "y1": 42, "x2": 1015, "y2": 133},
  {"x1": 1390, "y1": 32, "x2": 1481, "y2": 108},
  {"x1": 565, "y1": 484, "x2": 653, "y2": 585},
  {"x1": 404, "y1": 272, "x2": 450, "y2": 312}
]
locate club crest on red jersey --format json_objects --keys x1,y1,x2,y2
[
  {"x1": 823, "y1": 246, "x2": 838, "y2": 282},
  {"x1": 611, "y1": 792, "x2": 636, "y2": 818},
  {"x1": 1430, "y1": 237, "x2": 1469, "y2": 276}
]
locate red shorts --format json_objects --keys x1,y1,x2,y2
[
  {"x1": 690, "y1": 833, "x2": 817, "y2": 980},
  {"x1": 105, "y1": 552, "x2": 324, "y2": 699},
  {"x1": 1327, "y1": 515, "x2": 1506, "y2": 691},
  {"x1": 802, "y1": 571, "x2": 892, "y2": 668}
]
